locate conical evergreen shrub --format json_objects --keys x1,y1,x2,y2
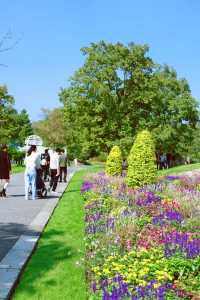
[
  {"x1": 106, "y1": 146, "x2": 122, "y2": 176},
  {"x1": 127, "y1": 130, "x2": 157, "y2": 187}
]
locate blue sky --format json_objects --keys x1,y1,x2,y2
[{"x1": 0, "y1": 0, "x2": 199, "y2": 121}]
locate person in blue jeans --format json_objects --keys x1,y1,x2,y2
[{"x1": 24, "y1": 145, "x2": 41, "y2": 200}]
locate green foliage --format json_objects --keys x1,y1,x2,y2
[
  {"x1": 89, "y1": 152, "x2": 107, "y2": 163},
  {"x1": 33, "y1": 108, "x2": 66, "y2": 148},
  {"x1": 0, "y1": 85, "x2": 15, "y2": 143},
  {"x1": 60, "y1": 41, "x2": 199, "y2": 160},
  {"x1": 8, "y1": 147, "x2": 25, "y2": 165},
  {"x1": 106, "y1": 145, "x2": 122, "y2": 176},
  {"x1": 15, "y1": 109, "x2": 33, "y2": 145},
  {"x1": 12, "y1": 165, "x2": 25, "y2": 174},
  {"x1": 186, "y1": 125, "x2": 200, "y2": 161},
  {"x1": 127, "y1": 130, "x2": 157, "y2": 187},
  {"x1": 0, "y1": 85, "x2": 32, "y2": 145}
]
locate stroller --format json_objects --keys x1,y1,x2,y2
[
  {"x1": 36, "y1": 169, "x2": 47, "y2": 198},
  {"x1": 29, "y1": 169, "x2": 47, "y2": 198}
]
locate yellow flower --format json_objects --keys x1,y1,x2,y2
[
  {"x1": 139, "y1": 280, "x2": 149, "y2": 286},
  {"x1": 103, "y1": 268, "x2": 110, "y2": 275},
  {"x1": 106, "y1": 256, "x2": 113, "y2": 262},
  {"x1": 93, "y1": 266, "x2": 100, "y2": 272},
  {"x1": 143, "y1": 267, "x2": 149, "y2": 273},
  {"x1": 157, "y1": 276, "x2": 164, "y2": 281},
  {"x1": 139, "y1": 270, "x2": 146, "y2": 277}
]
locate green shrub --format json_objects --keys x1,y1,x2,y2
[
  {"x1": 127, "y1": 130, "x2": 157, "y2": 187},
  {"x1": 106, "y1": 146, "x2": 122, "y2": 176},
  {"x1": 8, "y1": 147, "x2": 25, "y2": 165}
]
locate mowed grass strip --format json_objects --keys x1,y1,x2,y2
[
  {"x1": 158, "y1": 162, "x2": 200, "y2": 176},
  {"x1": 12, "y1": 167, "x2": 101, "y2": 300}
]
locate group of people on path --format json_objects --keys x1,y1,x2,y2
[
  {"x1": 24, "y1": 146, "x2": 68, "y2": 200},
  {"x1": 0, "y1": 144, "x2": 67, "y2": 200}
]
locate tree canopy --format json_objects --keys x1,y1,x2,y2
[
  {"x1": 33, "y1": 108, "x2": 67, "y2": 149},
  {"x1": 0, "y1": 85, "x2": 32, "y2": 145},
  {"x1": 59, "y1": 41, "x2": 199, "y2": 160}
]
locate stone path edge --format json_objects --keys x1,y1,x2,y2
[{"x1": 0, "y1": 170, "x2": 76, "y2": 300}]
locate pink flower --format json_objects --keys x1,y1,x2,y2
[{"x1": 126, "y1": 239, "x2": 132, "y2": 251}]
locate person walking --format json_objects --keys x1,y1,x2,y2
[
  {"x1": 160, "y1": 153, "x2": 167, "y2": 169},
  {"x1": 49, "y1": 148, "x2": 60, "y2": 194},
  {"x1": 59, "y1": 149, "x2": 67, "y2": 183},
  {"x1": 40, "y1": 149, "x2": 50, "y2": 181},
  {"x1": 24, "y1": 145, "x2": 40, "y2": 200},
  {"x1": 0, "y1": 144, "x2": 11, "y2": 197}
]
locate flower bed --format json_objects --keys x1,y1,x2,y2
[{"x1": 82, "y1": 173, "x2": 200, "y2": 299}]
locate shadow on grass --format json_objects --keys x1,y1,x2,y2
[{"x1": 11, "y1": 227, "x2": 75, "y2": 299}]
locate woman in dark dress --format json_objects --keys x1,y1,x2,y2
[{"x1": 0, "y1": 144, "x2": 11, "y2": 197}]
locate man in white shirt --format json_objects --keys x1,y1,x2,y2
[
  {"x1": 59, "y1": 149, "x2": 67, "y2": 183},
  {"x1": 49, "y1": 148, "x2": 60, "y2": 194}
]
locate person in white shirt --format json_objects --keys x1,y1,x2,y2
[
  {"x1": 49, "y1": 148, "x2": 60, "y2": 194},
  {"x1": 59, "y1": 149, "x2": 67, "y2": 183},
  {"x1": 24, "y1": 145, "x2": 40, "y2": 200}
]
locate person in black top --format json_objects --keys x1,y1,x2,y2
[
  {"x1": 0, "y1": 144, "x2": 11, "y2": 197},
  {"x1": 40, "y1": 149, "x2": 50, "y2": 181}
]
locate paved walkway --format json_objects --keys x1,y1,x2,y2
[{"x1": 0, "y1": 167, "x2": 76, "y2": 299}]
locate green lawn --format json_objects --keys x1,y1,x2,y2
[
  {"x1": 158, "y1": 162, "x2": 200, "y2": 176},
  {"x1": 12, "y1": 165, "x2": 25, "y2": 174},
  {"x1": 12, "y1": 166, "x2": 102, "y2": 300},
  {"x1": 89, "y1": 161, "x2": 200, "y2": 177}
]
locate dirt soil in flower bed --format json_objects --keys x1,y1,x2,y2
[{"x1": 82, "y1": 172, "x2": 200, "y2": 300}]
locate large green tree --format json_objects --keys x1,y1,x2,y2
[
  {"x1": 150, "y1": 66, "x2": 199, "y2": 156},
  {"x1": 14, "y1": 109, "x2": 33, "y2": 145},
  {"x1": 59, "y1": 41, "x2": 199, "y2": 159},
  {"x1": 0, "y1": 85, "x2": 32, "y2": 145},
  {"x1": 0, "y1": 85, "x2": 16, "y2": 143}
]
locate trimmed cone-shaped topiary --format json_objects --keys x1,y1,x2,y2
[
  {"x1": 106, "y1": 146, "x2": 122, "y2": 176},
  {"x1": 127, "y1": 130, "x2": 157, "y2": 187}
]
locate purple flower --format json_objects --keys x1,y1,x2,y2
[
  {"x1": 91, "y1": 281, "x2": 97, "y2": 293},
  {"x1": 166, "y1": 175, "x2": 180, "y2": 181},
  {"x1": 153, "y1": 210, "x2": 183, "y2": 225},
  {"x1": 107, "y1": 217, "x2": 115, "y2": 230},
  {"x1": 85, "y1": 211, "x2": 103, "y2": 223},
  {"x1": 81, "y1": 181, "x2": 93, "y2": 193},
  {"x1": 164, "y1": 231, "x2": 200, "y2": 258},
  {"x1": 92, "y1": 274, "x2": 178, "y2": 299},
  {"x1": 136, "y1": 192, "x2": 161, "y2": 206}
]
